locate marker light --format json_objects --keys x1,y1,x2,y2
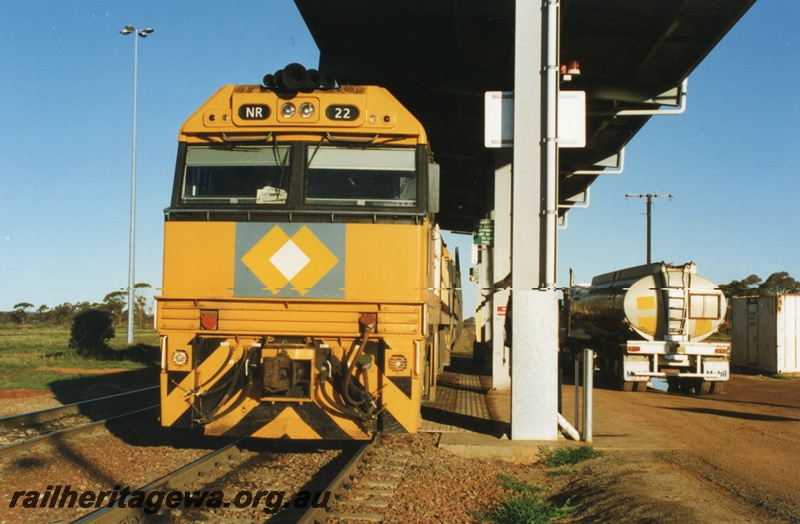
[
  {"x1": 281, "y1": 102, "x2": 296, "y2": 118},
  {"x1": 172, "y1": 350, "x2": 188, "y2": 366},
  {"x1": 299, "y1": 102, "x2": 315, "y2": 118},
  {"x1": 567, "y1": 60, "x2": 581, "y2": 75}
]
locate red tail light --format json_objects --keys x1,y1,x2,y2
[{"x1": 200, "y1": 309, "x2": 218, "y2": 330}]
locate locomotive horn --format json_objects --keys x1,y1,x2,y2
[
  {"x1": 318, "y1": 70, "x2": 336, "y2": 89},
  {"x1": 261, "y1": 73, "x2": 274, "y2": 89},
  {"x1": 272, "y1": 69, "x2": 284, "y2": 89},
  {"x1": 281, "y1": 63, "x2": 307, "y2": 90},
  {"x1": 304, "y1": 68, "x2": 321, "y2": 90}
]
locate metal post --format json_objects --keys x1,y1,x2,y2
[
  {"x1": 120, "y1": 26, "x2": 153, "y2": 345},
  {"x1": 582, "y1": 348, "x2": 593, "y2": 442},
  {"x1": 626, "y1": 193, "x2": 672, "y2": 264}
]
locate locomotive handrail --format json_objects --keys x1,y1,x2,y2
[
  {"x1": 325, "y1": 132, "x2": 379, "y2": 143},
  {"x1": 164, "y1": 207, "x2": 427, "y2": 220},
  {"x1": 220, "y1": 132, "x2": 273, "y2": 142}
]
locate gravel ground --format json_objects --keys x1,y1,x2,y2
[
  {"x1": 0, "y1": 406, "x2": 218, "y2": 523},
  {"x1": 3, "y1": 374, "x2": 797, "y2": 523},
  {"x1": 0, "y1": 392, "x2": 558, "y2": 524}
]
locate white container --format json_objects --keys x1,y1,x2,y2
[{"x1": 732, "y1": 295, "x2": 800, "y2": 374}]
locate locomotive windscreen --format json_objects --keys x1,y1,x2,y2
[
  {"x1": 181, "y1": 145, "x2": 290, "y2": 205},
  {"x1": 305, "y1": 146, "x2": 417, "y2": 207}
]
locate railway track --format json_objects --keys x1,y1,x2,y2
[
  {"x1": 0, "y1": 386, "x2": 159, "y2": 457},
  {"x1": 62, "y1": 434, "x2": 413, "y2": 523},
  {"x1": 302, "y1": 435, "x2": 413, "y2": 523},
  {"x1": 74, "y1": 440, "x2": 248, "y2": 523}
]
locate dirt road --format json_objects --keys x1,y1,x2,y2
[{"x1": 563, "y1": 374, "x2": 800, "y2": 522}]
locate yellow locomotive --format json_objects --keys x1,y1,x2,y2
[{"x1": 156, "y1": 65, "x2": 461, "y2": 439}]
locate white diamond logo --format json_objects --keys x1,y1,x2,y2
[{"x1": 269, "y1": 239, "x2": 310, "y2": 281}]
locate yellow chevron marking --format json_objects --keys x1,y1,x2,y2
[
  {"x1": 161, "y1": 347, "x2": 234, "y2": 426},
  {"x1": 381, "y1": 376, "x2": 420, "y2": 433},
  {"x1": 251, "y1": 407, "x2": 322, "y2": 439}
]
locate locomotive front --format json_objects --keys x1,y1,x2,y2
[{"x1": 156, "y1": 72, "x2": 451, "y2": 439}]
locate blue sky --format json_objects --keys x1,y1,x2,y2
[{"x1": 0, "y1": 1, "x2": 796, "y2": 317}]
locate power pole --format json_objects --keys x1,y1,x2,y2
[{"x1": 625, "y1": 193, "x2": 672, "y2": 264}]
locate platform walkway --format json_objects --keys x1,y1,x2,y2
[
  {"x1": 420, "y1": 353, "x2": 580, "y2": 460},
  {"x1": 420, "y1": 371, "x2": 496, "y2": 433}
]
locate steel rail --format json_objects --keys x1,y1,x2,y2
[
  {"x1": 73, "y1": 440, "x2": 246, "y2": 523},
  {"x1": 297, "y1": 440, "x2": 373, "y2": 524},
  {"x1": 0, "y1": 406, "x2": 157, "y2": 458},
  {"x1": 0, "y1": 385, "x2": 159, "y2": 432}
]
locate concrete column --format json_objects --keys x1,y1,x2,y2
[{"x1": 510, "y1": 0, "x2": 559, "y2": 440}]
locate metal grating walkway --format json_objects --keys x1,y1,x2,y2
[{"x1": 420, "y1": 371, "x2": 494, "y2": 434}]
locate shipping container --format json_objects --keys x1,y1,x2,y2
[{"x1": 731, "y1": 295, "x2": 800, "y2": 374}]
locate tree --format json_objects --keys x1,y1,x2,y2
[
  {"x1": 102, "y1": 290, "x2": 127, "y2": 327},
  {"x1": 52, "y1": 303, "x2": 76, "y2": 326},
  {"x1": 720, "y1": 271, "x2": 800, "y2": 298},
  {"x1": 69, "y1": 309, "x2": 115, "y2": 358},
  {"x1": 134, "y1": 282, "x2": 152, "y2": 328},
  {"x1": 12, "y1": 302, "x2": 34, "y2": 325},
  {"x1": 719, "y1": 275, "x2": 762, "y2": 298},
  {"x1": 759, "y1": 271, "x2": 800, "y2": 295}
]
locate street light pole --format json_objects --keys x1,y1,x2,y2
[
  {"x1": 626, "y1": 193, "x2": 672, "y2": 264},
  {"x1": 120, "y1": 25, "x2": 154, "y2": 345}
]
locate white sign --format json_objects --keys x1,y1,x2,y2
[{"x1": 484, "y1": 90, "x2": 586, "y2": 148}]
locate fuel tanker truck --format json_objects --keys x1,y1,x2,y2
[{"x1": 563, "y1": 262, "x2": 730, "y2": 394}]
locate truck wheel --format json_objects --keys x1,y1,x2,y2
[
  {"x1": 711, "y1": 381, "x2": 725, "y2": 394},
  {"x1": 666, "y1": 376, "x2": 681, "y2": 393},
  {"x1": 634, "y1": 381, "x2": 647, "y2": 392},
  {"x1": 619, "y1": 379, "x2": 634, "y2": 392},
  {"x1": 694, "y1": 379, "x2": 712, "y2": 395}
]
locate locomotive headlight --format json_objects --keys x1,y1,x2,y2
[
  {"x1": 172, "y1": 350, "x2": 189, "y2": 366},
  {"x1": 299, "y1": 102, "x2": 315, "y2": 118},
  {"x1": 280, "y1": 102, "x2": 296, "y2": 118}
]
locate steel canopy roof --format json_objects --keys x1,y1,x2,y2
[{"x1": 294, "y1": 0, "x2": 755, "y2": 233}]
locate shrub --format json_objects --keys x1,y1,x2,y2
[{"x1": 69, "y1": 309, "x2": 115, "y2": 358}]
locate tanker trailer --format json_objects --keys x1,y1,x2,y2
[{"x1": 565, "y1": 262, "x2": 730, "y2": 394}]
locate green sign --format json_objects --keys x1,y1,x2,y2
[{"x1": 473, "y1": 219, "x2": 494, "y2": 246}]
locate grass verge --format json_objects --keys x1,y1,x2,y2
[
  {"x1": 475, "y1": 474, "x2": 574, "y2": 524},
  {"x1": 0, "y1": 326, "x2": 157, "y2": 390},
  {"x1": 538, "y1": 444, "x2": 601, "y2": 468}
]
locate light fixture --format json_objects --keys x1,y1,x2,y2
[
  {"x1": 299, "y1": 102, "x2": 315, "y2": 118},
  {"x1": 172, "y1": 350, "x2": 189, "y2": 366},
  {"x1": 281, "y1": 102, "x2": 297, "y2": 118},
  {"x1": 567, "y1": 60, "x2": 581, "y2": 75}
]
